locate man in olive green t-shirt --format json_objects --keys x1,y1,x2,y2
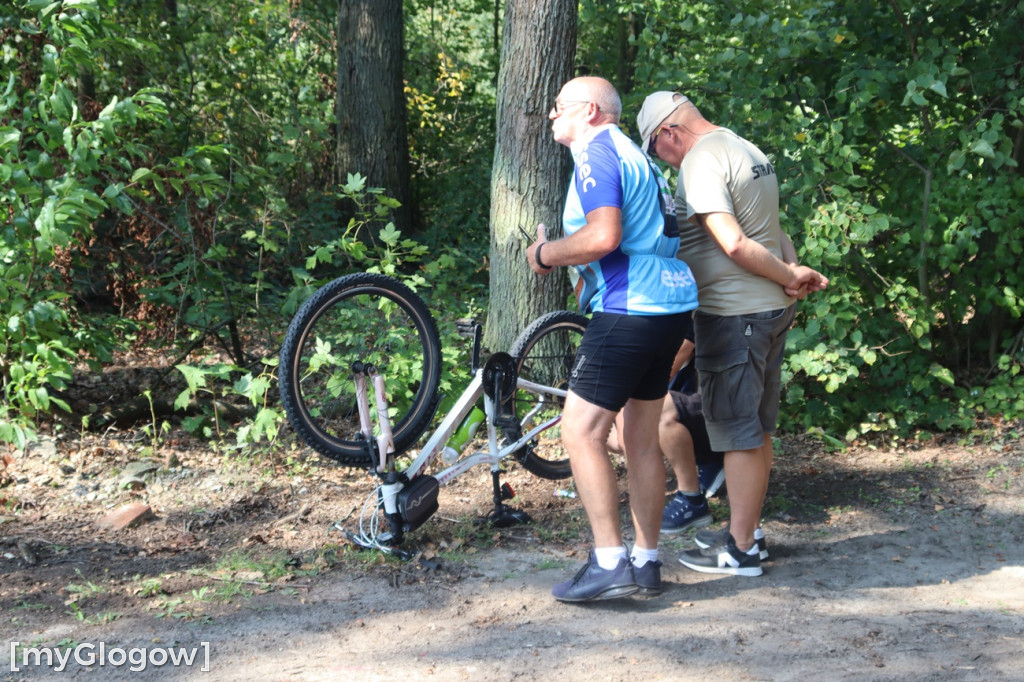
[{"x1": 637, "y1": 91, "x2": 829, "y2": 576}]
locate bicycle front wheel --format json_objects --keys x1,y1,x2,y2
[
  {"x1": 279, "y1": 273, "x2": 442, "y2": 467},
  {"x1": 508, "y1": 310, "x2": 589, "y2": 480}
]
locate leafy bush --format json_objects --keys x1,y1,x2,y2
[
  {"x1": 7, "y1": 0, "x2": 1019, "y2": 455},
  {"x1": 629, "y1": 0, "x2": 1024, "y2": 440},
  {"x1": 1, "y1": 1, "x2": 224, "y2": 447}
]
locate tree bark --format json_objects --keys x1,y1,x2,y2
[
  {"x1": 484, "y1": 0, "x2": 577, "y2": 352},
  {"x1": 335, "y1": 0, "x2": 413, "y2": 233},
  {"x1": 616, "y1": 10, "x2": 639, "y2": 95}
]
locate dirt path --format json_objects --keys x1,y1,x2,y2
[{"x1": 2, "y1": 431, "x2": 1022, "y2": 681}]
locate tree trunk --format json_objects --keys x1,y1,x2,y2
[
  {"x1": 335, "y1": 0, "x2": 413, "y2": 233},
  {"x1": 484, "y1": 0, "x2": 577, "y2": 353},
  {"x1": 616, "y1": 10, "x2": 639, "y2": 95}
]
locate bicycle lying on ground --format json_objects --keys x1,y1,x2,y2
[{"x1": 278, "y1": 272, "x2": 587, "y2": 556}]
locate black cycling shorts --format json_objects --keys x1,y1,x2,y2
[{"x1": 568, "y1": 311, "x2": 693, "y2": 412}]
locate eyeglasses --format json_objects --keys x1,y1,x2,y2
[
  {"x1": 551, "y1": 99, "x2": 593, "y2": 116},
  {"x1": 649, "y1": 124, "x2": 679, "y2": 160}
]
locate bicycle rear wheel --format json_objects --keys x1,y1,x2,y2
[
  {"x1": 279, "y1": 273, "x2": 441, "y2": 467},
  {"x1": 508, "y1": 310, "x2": 588, "y2": 480}
]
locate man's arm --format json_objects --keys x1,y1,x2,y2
[
  {"x1": 779, "y1": 231, "x2": 798, "y2": 265},
  {"x1": 527, "y1": 206, "x2": 622, "y2": 275},
  {"x1": 669, "y1": 338, "x2": 694, "y2": 379},
  {"x1": 698, "y1": 211, "x2": 828, "y2": 294},
  {"x1": 778, "y1": 230, "x2": 820, "y2": 298}
]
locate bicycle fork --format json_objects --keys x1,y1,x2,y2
[
  {"x1": 352, "y1": 361, "x2": 394, "y2": 474},
  {"x1": 351, "y1": 362, "x2": 439, "y2": 548}
]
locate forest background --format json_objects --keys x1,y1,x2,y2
[{"x1": 2, "y1": 0, "x2": 1023, "y2": 456}]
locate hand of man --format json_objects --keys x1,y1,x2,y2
[
  {"x1": 527, "y1": 223, "x2": 553, "y2": 275},
  {"x1": 784, "y1": 265, "x2": 829, "y2": 299}
]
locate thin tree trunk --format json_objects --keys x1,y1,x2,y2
[
  {"x1": 616, "y1": 10, "x2": 638, "y2": 94},
  {"x1": 484, "y1": 0, "x2": 577, "y2": 352},
  {"x1": 335, "y1": 0, "x2": 413, "y2": 232}
]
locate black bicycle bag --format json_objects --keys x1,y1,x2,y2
[{"x1": 398, "y1": 475, "x2": 439, "y2": 532}]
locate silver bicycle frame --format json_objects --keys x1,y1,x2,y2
[{"x1": 362, "y1": 368, "x2": 567, "y2": 484}]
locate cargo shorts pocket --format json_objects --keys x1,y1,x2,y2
[{"x1": 695, "y1": 347, "x2": 753, "y2": 423}]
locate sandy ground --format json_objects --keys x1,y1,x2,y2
[{"x1": 2, "y1": 429, "x2": 1022, "y2": 681}]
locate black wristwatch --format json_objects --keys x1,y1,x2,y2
[{"x1": 535, "y1": 242, "x2": 552, "y2": 270}]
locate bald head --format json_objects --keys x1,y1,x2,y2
[{"x1": 561, "y1": 76, "x2": 622, "y2": 122}]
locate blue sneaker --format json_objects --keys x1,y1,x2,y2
[
  {"x1": 661, "y1": 493, "x2": 713, "y2": 534},
  {"x1": 698, "y1": 461, "x2": 726, "y2": 498},
  {"x1": 632, "y1": 559, "x2": 663, "y2": 596},
  {"x1": 552, "y1": 552, "x2": 639, "y2": 602}
]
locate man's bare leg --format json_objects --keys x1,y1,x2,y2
[
  {"x1": 560, "y1": 391, "x2": 621, "y2": 548},
  {"x1": 619, "y1": 397, "x2": 667, "y2": 551},
  {"x1": 658, "y1": 395, "x2": 700, "y2": 493},
  {"x1": 724, "y1": 439, "x2": 771, "y2": 551}
]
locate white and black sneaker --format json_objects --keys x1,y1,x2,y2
[
  {"x1": 679, "y1": 534, "x2": 763, "y2": 577},
  {"x1": 695, "y1": 525, "x2": 769, "y2": 561}
]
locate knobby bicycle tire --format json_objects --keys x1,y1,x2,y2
[
  {"x1": 279, "y1": 273, "x2": 442, "y2": 467},
  {"x1": 508, "y1": 310, "x2": 589, "y2": 480}
]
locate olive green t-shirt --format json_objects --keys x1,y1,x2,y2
[{"x1": 675, "y1": 129, "x2": 794, "y2": 316}]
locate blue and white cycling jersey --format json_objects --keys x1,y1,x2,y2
[{"x1": 563, "y1": 125, "x2": 698, "y2": 315}]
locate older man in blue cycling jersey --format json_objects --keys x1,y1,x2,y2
[{"x1": 525, "y1": 76, "x2": 699, "y2": 602}]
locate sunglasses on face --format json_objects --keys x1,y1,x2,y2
[{"x1": 649, "y1": 124, "x2": 679, "y2": 159}]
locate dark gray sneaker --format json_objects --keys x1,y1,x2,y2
[
  {"x1": 695, "y1": 525, "x2": 769, "y2": 561},
  {"x1": 632, "y1": 559, "x2": 663, "y2": 596},
  {"x1": 552, "y1": 552, "x2": 639, "y2": 602},
  {"x1": 661, "y1": 493, "x2": 713, "y2": 534},
  {"x1": 679, "y1": 534, "x2": 762, "y2": 577}
]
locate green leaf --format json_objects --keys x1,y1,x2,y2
[
  {"x1": 969, "y1": 140, "x2": 995, "y2": 159},
  {"x1": 175, "y1": 364, "x2": 210, "y2": 393},
  {"x1": 379, "y1": 223, "x2": 401, "y2": 246},
  {"x1": 49, "y1": 85, "x2": 74, "y2": 120},
  {"x1": 131, "y1": 168, "x2": 155, "y2": 183},
  {"x1": 0, "y1": 128, "x2": 20, "y2": 149},
  {"x1": 929, "y1": 365, "x2": 955, "y2": 387},
  {"x1": 342, "y1": 172, "x2": 367, "y2": 193},
  {"x1": 174, "y1": 388, "x2": 192, "y2": 412},
  {"x1": 927, "y1": 80, "x2": 948, "y2": 98}
]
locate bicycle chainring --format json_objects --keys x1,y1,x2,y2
[{"x1": 482, "y1": 352, "x2": 518, "y2": 401}]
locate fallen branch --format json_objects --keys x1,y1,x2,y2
[{"x1": 273, "y1": 503, "x2": 312, "y2": 527}]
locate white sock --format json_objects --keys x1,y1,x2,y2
[
  {"x1": 594, "y1": 546, "x2": 628, "y2": 570},
  {"x1": 630, "y1": 545, "x2": 659, "y2": 567}
]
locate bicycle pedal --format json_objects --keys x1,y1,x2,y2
[
  {"x1": 494, "y1": 412, "x2": 519, "y2": 432},
  {"x1": 455, "y1": 318, "x2": 480, "y2": 338},
  {"x1": 483, "y1": 506, "x2": 531, "y2": 528}
]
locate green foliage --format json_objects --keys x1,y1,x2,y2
[
  {"x1": 0, "y1": 1, "x2": 483, "y2": 452},
  {"x1": 8, "y1": 0, "x2": 1019, "y2": 454},
  {"x1": 172, "y1": 172, "x2": 484, "y2": 450},
  {"x1": 0, "y1": 1, "x2": 222, "y2": 447},
  {"x1": 290, "y1": 173, "x2": 429, "y2": 289},
  {"x1": 173, "y1": 361, "x2": 281, "y2": 447},
  {"x1": 630, "y1": 0, "x2": 1024, "y2": 440},
  {"x1": 402, "y1": 0, "x2": 496, "y2": 286}
]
